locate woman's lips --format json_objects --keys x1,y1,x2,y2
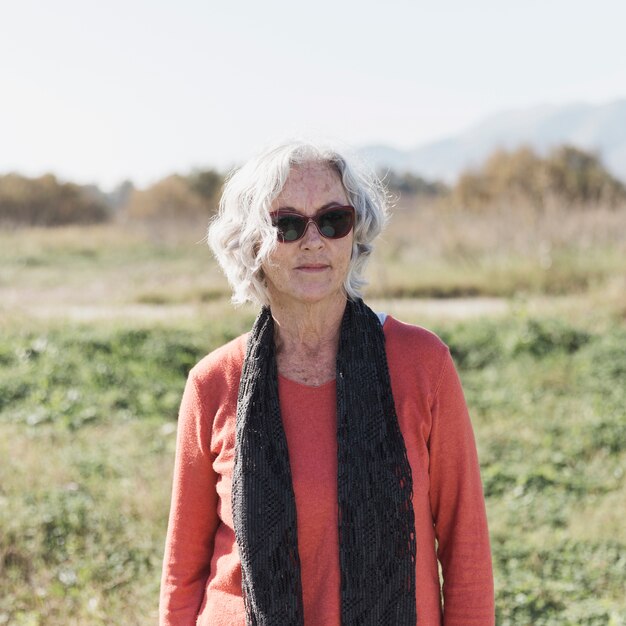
[{"x1": 295, "y1": 264, "x2": 330, "y2": 272}]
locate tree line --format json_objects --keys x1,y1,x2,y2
[
  {"x1": 451, "y1": 145, "x2": 626, "y2": 211},
  {"x1": 1, "y1": 145, "x2": 625, "y2": 227}
]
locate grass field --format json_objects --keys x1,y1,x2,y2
[{"x1": 1, "y1": 206, "x2": 625, "y2": 625}]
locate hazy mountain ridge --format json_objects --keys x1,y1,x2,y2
[{"x1": 361, "y1": 99, "x2": 626, "y2": 183}]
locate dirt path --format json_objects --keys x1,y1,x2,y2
[
  {"x1": 369, "y1": 297, "x2": 510, "y2": 320},
  {"x1": 1, "y1": 297, "x2": 511, "y2": 323}
]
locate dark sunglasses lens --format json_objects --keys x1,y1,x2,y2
[
  {"x1": 273, "y1": 208, "x2": 354, "y2": 241},
  {"x1": 318, "y1": 209, "x2": 353, "y2": 238},
  {"x1": 275, "y1": 215, "x2": 306, "y2": 241}
]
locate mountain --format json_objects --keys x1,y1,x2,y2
[{"x1": 361, "y1": 99, "x2": 626, "y2": 183}]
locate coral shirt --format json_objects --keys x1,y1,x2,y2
[{"x1": 160, "y1": 316, "x2": 495, "y2": 625}]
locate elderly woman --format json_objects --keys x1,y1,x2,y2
[{"x1": 159, "y1": 141, "x2": 494, "y2": 626}]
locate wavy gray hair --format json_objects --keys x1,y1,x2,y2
[{"x1": 207, "y1": 140, "x2": 389, "y2": 306}]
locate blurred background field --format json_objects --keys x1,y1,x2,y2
[{"x1": 1, "y1": 143, "x2": 626, "y2": 625}]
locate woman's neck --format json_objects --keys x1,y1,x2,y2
[{"x1": 270, "y1": 295, "x2": 347, "y2": 386}]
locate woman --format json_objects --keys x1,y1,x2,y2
[{"x1": 160, "y1": 141, "x2": 495, "y2": 625}]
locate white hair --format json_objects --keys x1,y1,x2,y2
[{"x1": 207, "y1": 140, "x2": 389, "y2": 306}]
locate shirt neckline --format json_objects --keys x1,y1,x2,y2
[{"x1": 278, "y1": 373, "x2": 337, "y2": 390}]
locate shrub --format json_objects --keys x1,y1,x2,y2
[
  {"x1": 0, "y1": 174, "x2": 110, "y2": 226},
  {"x1": 451, "y1": 145, "x2": 626, "y2": 211},
  {"x1": 383, "y1": 170, "x2": 448, "y2": 198},
  {"x1": 124, "y1": 169, "x2": 223, "y2": 222}
]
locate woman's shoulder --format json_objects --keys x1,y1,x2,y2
[
  {"x1": 189, "y1": 332, "x2": 249, "y2": 389},
  {"x1": 382, "y1": 315, "x2": 451, "y2": 384},
  {"x1": 382, "y1": 314, "x2": 449, "y2": 356}
]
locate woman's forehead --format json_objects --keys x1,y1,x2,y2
[{"x1": 274, "y1": 162, "x2": 347, "y2": 208}]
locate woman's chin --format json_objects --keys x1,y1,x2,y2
[{"x1": 272, "y1": 286, "x2": 344, "y2": 308}]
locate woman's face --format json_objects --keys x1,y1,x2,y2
[{"x1": 262, "y1": 162, "x2": 354, "y2": 308}]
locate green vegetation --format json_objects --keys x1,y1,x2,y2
[
  {"x1": 442, "y1": 315, "x2": 626, "y2": 625},
  {"x1": 0, "y1": 316, "x2": 254, "y2": 625},
  {"x1": 1, "y1": 310, "x2": 625, "y2": 624}
]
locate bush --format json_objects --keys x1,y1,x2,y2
[
  {"x1": 124, "y1": 169, "x2": 223, "y2": 222},
  {"x1": 0, "y1": 174, "x2": 110, "y2": 226},
  {"x1": 451, "y1": 145, "x2": 626, "y2": 211},
  {"x1": 383, "y1": 170, "x2": 448, "y2": 198}
]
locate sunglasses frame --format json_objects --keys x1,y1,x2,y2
[{"x1": 270, "y1": 205, "x2": 355, "y2": 243}]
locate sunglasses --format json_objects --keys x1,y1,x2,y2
[{"x1": 270, "y1": 205, "x2": 355, "y2": 242}]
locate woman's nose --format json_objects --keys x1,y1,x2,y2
[{"x1": 300, "y1": 220, "x2": 325, "y2": 248}]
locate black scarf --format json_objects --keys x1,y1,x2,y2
[{"x1": 232, "y1": 298, "x2": 416, "y2": 625}]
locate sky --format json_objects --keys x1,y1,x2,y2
[{"x1": 2, "y1": 0, "x2": 626, "y2": 190}]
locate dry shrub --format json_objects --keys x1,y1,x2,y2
[
  {"x1": 120, "y1": 170, "x2": 224, "y2": 241},
  {"x1": 124, "y1": 175, "x2": 206, "y2": 221},
  {"x1": 452, "y1": 145, "x2": 626, "y2": 212},
  {"x1": 0, "y1": 173, "x2": 110, "y2": 227}
]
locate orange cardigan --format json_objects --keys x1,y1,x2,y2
[{"x1": 160, "y1": 316, "x2": 495, "y2": 625}]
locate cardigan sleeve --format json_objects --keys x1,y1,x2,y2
[
  {"x1": 428, "y1": 348, "x2": 495, "y2": 626},
  {"x1": 160, "y1": 373, "x2": 220, "y2": 625}
]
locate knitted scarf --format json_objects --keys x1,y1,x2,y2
[{"x1": 232, "y1": 298, "x2": 416, "y2": 625}]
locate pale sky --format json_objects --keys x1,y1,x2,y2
[{"x1": 2, "y1": 0, "x2": 625, "y2": 190}]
